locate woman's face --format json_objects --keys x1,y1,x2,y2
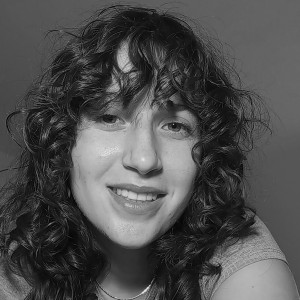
[{"x1": 70, "y1": 47, "x2": 199, "y2": 249}]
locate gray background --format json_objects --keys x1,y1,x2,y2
[{"x1": 1, "y1": 0, "x2": 299, "y2": 286}]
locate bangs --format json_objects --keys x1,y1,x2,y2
[{"x1": 68, "y1": 9, "x2": 204, "y2": 119}]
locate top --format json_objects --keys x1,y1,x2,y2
[
  {"x1": 0, "y1": 217, "x2": 287, "y2": 299},
  {"x1": 198, "y1": 216, "x2": 286, "y2": 299}
]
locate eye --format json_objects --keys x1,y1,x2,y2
[
  {"x1": 100, "y1": 114, "x2": 119, "y2": 124},
  {"x1": 166, "y1": 122, "x2": 185, "y2": 132},
  {"x1": 96, "y1": 114, "x2": 125, "y2": 130},
  {"x1": 161, "y1": 121, "x2": 193, "y2": 138}
]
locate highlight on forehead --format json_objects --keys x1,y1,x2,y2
[
  {"x1": 105, "y1": 41, "x2": 169, "y2": 108},
  {"x1": 116, "y1": 43, "x2": 133, "y2": 73},
  {"x1": 108, "y1": 42, "x2": 140, "y2": 93}
]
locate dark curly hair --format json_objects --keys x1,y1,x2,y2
[{"x1": 0, "y1": 5, "x2": 269, "y2": 300}]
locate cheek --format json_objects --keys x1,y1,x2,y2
[
  {"x1": 159, "y1": 193, "x2": 191, "y2": 236},
  {"x1": 71, "y1": 134, "x2": 122, "y2": 180},
  {"x1": 164, "y1": 142, "x2": 197, "y2": 187},
  {"x1": 160, "y1": 143, "x2": 197, "y2": 230}
]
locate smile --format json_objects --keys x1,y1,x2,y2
[
  {"x1": 109, "y1": 183, "x2": 166, "y2": 202},
  {"x1": 108, "y1": 186, "x2": 165, "y2": 215},
  {"x1": 112, "y1": 187, "x2": 159, "y2": 201}
]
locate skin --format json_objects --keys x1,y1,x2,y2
[
  {"x1": 71, "y1": 99, "x2": 198, "y2": 249},
  {"x1": 70, "y1": 92, "x2": 199, "y2": 297},
  {"x1": 212, "y1": 259, "x2": 300, "y2": 300}
]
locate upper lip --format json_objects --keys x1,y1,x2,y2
[{"x1": 109, "y1": 184, "x2": 167, "y2": 195}]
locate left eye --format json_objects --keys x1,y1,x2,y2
[
  {"x1": 162, "y1": 121, "x2": 192, "y2": 137},
  {"x1": 165, "y1": 122, "x2": 185, "y2": 132}
]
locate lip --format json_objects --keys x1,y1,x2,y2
[
  {"x1": 108, "y1": 187, "x2": 165, "y2": 215},
  {"x1": 108, "y1": 183, "x2": 167, "y2": 195}
]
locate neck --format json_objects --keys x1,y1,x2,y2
[{"x1": 97, "y1": 234, "x2": 156, "y2": 299}]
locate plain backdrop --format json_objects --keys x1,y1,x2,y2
[{"x1": 1, "y1": 0, "x2": 299, "y2": 287}]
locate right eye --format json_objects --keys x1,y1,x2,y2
[
  {"x1": 96, "y1": 114, "x2": 125, "y2": 130},
  {"x1": 100, "y1": 114, "x2": 119, "y2": 124}
]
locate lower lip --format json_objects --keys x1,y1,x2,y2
[{"x1": 108, "y1": 188, "x2": 163, "y2": 215}]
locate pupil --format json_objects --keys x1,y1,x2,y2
[
  {"x1": 170, "y1": 123, "x2": 180, "y2": 131},
  {"x1": 103, "y1": 115, "x2": 116, "y2": 123}
]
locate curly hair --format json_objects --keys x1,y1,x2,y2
[{"x1": 0, "y1": 5, "x2": 269, "y2": 300}]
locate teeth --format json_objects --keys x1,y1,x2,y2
[
  {"x1": 112, "y1": 188, "x2": 160, "y2": 201},
  {"x1": 128, "y1": 191, "x2": 138, "y2": 200},
  {"x1": 137, "y1": 193, "x2": 147, "y2": 201},
  {"x1": 121, "y1": 189, "x2": 128, "y2": 197}
]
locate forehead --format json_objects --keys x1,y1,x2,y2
[
  {"x1": 107, "y1": 43, "x2": 134, "y2": 94},
  {"x1": 116, "y1": 42, "x2": 133, "y2": 72},
  {"x1": 109, "y1": 42, "x2": 189, "y2": 112}
]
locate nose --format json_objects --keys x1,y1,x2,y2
[{"x1": 122, "y1": 127, "x2": 162, "y2": 175}]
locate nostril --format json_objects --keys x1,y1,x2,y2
[{"x1": 122, "y1": 151, "x2": 162, "y2": 175}]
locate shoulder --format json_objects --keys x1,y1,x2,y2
[
  {"x1": 199, "y1": 216, "x2": 300, "y2": 300},
  {"x1": 0, "y1": 256, "x2": 30, "y2": 300},
  {"x1": 212, "y1": 258, "x2": 299, "y2": 300}
]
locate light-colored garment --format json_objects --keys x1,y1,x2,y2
[
  {"x1": 0, "y1": 217, "x2": 287, "y2": 299},
  {"x1": 199, "y1": 216, "x2": 286, "y2": 299}
]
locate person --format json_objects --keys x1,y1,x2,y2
[{"x1": 0, "y1": 5, "x2": 299, "y2": 300}]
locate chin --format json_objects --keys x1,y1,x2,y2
[
  {"x1": 105, "y1": 227, "x2": 164, "y2": 250},
  {"x1": 91, "y1": 221, "x2": 157, "y2": 250},
  {"x1": 112, "y1": 234, "x2": 157, "y2": 249}
]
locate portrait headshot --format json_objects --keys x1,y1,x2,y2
[{"x1": 0, "y1": 1, "x2": 299, "y2": 299}]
